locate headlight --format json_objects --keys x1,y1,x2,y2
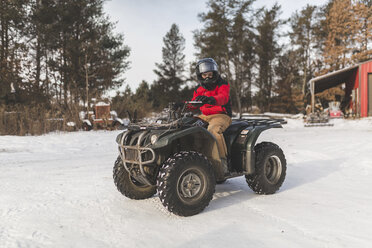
[
  {"x1": 150, "y1": 134, "x2": 158, "y2": 144},
  {"x1": 240, "y1": 129, "x2": 250, "y2": 135}
]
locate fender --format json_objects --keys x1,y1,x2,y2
[
  {"x1": 151, "y1": 126, "x2": 217, "y2": 150},
  {"x1": 240, "y1": 124, "x2": 282, "y2": 174},
  {"x1": 151, "y1": 126, "x2": 225, "y2": 180}
]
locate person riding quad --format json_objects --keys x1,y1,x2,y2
[
  {"x1": 113, "y1": 58, "x2": 287, "y2": 216},
  {"x1": 189, "y1": 58, "x2": 232, "y2": 173}
]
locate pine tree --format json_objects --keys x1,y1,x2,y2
[
  {"x1": 194, "y1": 0, "x2": 255, "y2": 115},
  {"x1": 43, "y1": 0, "x2": 130, "y2": 107},
  {"x1": 112, "y1": 85, "x2": 134, "y2": 118},
  {"x1": 312, "y1": 0, "x2": 368, "y2": 106},
  {"x1": 0, "y1": 0, "x2": 130, "y2": 107},
  {"x1": 230, "y1": 1, "x2": 255, "y2": 114},
  {"x1": 272, "y1": 50, "x2": 301, "y2": 113},
  {"x1": 322, "y1": 0, "x2": 355, "y2": 71},
  {"x1": 289, "y1": 4, "x2": 318, "y2": 97},
  {"x1": 152, "y1": 23, "x2": 186, "y2": 109},
  {"x1": 18, "y1": 0, "x2": 58, "y2": 104},
  {"x1": 193, "y1": 0, "x2": 230, "y2": 73},
  {"x1": 351, "y1": 0, "x2": 372, "y2": 62},
  {"x1": 133, "y1": 81, "x2": 152, "y2": 118},
  {"x1": 255, "y1": 4, "x2": 283, "y2": 112},
  {"x1": 0, "y1": 0, "x2": 27, "y2": 104}
]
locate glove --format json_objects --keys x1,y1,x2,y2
[
  {"x1": 195, "y1": 95, "x2": 207, "y2": 102},
  {"x1": 195, "y1": 95, "x2": 216, "y2": 105}
]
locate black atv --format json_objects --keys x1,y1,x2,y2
[{"x1": 113, "y1": 101, "x2": 287, "y2": 216}]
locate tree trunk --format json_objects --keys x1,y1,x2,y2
[
  {"x1": 85, "y1": 53, "x2": 89, "y2": 116},
  {"x1": 226, "y1": 55, "x2": 242, "y2": 116},
  {"x1": 34, "y1": 0, "x2": 41, "y2": 92},
  {"x1": 35, "y1": 36, "x2": 41, "y2": 92},
  {"x1": 62, "y1": 37, "x2": 68, "y2": 107}
]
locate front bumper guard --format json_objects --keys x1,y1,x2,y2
[{"x1": 118, "y1": 131, "x2": 156, "y2": 185}]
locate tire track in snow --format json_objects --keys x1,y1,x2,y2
[
  {"x1": 92, "y1": 162, "x2": 121, "y2": 247},
  {"x1": 0, "y1": 181, "x2": 55, "y2": 247},
  {"x1": 0, "y1": 175, "x2": 32, "y2": 247},
  {"x1": 244, "y1": 204, "x2": 332, "y2": 246},
  {"x1": 0, "y1": 208, "x2": 26, "y2": 248}
]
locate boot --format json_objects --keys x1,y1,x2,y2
[{"x1": 221, "y1": 158, "x2": 229, "y2": 175}]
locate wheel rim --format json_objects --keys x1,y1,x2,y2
[
  {"x1": 177, "y1": 168, "x2": 206, "y2": 204},
  {"x1": 180, "y1": 172, "x2": 202, "y2": 198},
  {"x1": 264, "y1": 155, "x2": 282, "y2": 184}
]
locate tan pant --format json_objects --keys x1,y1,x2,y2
[{"x1": 198, "y1": 114, "x2": 232, "y2": 159}]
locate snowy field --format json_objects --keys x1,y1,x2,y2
[{"x1": 1, "y1": 118, "x2": 372, "y2": 248}]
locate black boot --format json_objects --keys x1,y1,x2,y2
[{"x1": 221, "y1": 158, "x2": 229, "y2": 175}]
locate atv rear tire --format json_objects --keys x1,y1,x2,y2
[
  {"x1": 245, "y1": 142, "x2": 286, "y2": 194},
  {"x1": 113, "y1": 156, "x2": 156, "y2": 199},
  {"x1": 157, "y1": 151, "x2": 216, "y2": 216}
]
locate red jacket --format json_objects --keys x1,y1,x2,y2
[{"x1": 191, "y1": 77, "x2": 232, "y2": 116}]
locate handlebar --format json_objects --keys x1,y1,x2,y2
[
  {"x1": 184, "y1": 101, "x2": 204, "y2": 107},
  {"x1": 167, "y1": 101, "x2": 204, "y2": 122}
]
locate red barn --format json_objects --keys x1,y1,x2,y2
[{"x1": 309, "y1": 59, "x2": 372, "y2": 117}]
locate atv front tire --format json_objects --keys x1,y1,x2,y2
[
  {"x1": 157, "y1": 151, "x2": 216, "y2": 216},
  {"x1": 245, "y1": 142, "x2": 286, "y2": 194},
  {"x1": 113, "y1": 156, "x2": 156, "y2": 199}
]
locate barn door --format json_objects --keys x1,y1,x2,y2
[{"x1": 369, "y1": 74, "x2": 372, "y2": 116}]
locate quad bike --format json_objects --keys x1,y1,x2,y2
[{"x1": 113, "y1": 101, "x2": 287, "y2": 216}]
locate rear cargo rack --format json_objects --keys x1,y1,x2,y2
[{"x1": 236, "y1": 118, "x2": 287, "y2": 127}]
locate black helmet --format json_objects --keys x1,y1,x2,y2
[{"x1": 196, "y1": 58, "x2": 219, "y2": 90}]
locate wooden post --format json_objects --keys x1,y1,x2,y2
[
  {"x1": 310, "y1": 80, "x2": 315, "y2": 114},
  {"x1": 85, "y1": 53, "x2": 89, "y2": 118}
]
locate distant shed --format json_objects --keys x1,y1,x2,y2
[{"x1": 309, "y1": 59, "x2": 372, "y2": 117}]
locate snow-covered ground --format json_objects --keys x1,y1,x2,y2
[{"x1": 1, "y1": 118, "x2": 372, "y2": 248}]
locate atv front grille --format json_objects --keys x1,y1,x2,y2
[
  {"x1": 124, "y1": 148, "x2": 138, "y2": 161},
  {"x1": 120, "y1": 147, "x2": 154, "y2": 164},
  {"x1": 118, "y1": 131, "x2": 156, "y2": 185}
]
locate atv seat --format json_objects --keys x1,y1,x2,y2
[{"x1": 223, "y1": 120, "x2": 250, "y2": 155}]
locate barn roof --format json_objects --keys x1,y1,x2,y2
[
  {"x1": 310, "y1": 65, "x2": 358, "y2": 94},
  {"x1": 309, "y1": 59, "x2": 372, "y2": 94}
]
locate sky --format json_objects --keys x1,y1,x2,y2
[{"x1": 103, "y1": 0, "x2": 327, "y2": 92}]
